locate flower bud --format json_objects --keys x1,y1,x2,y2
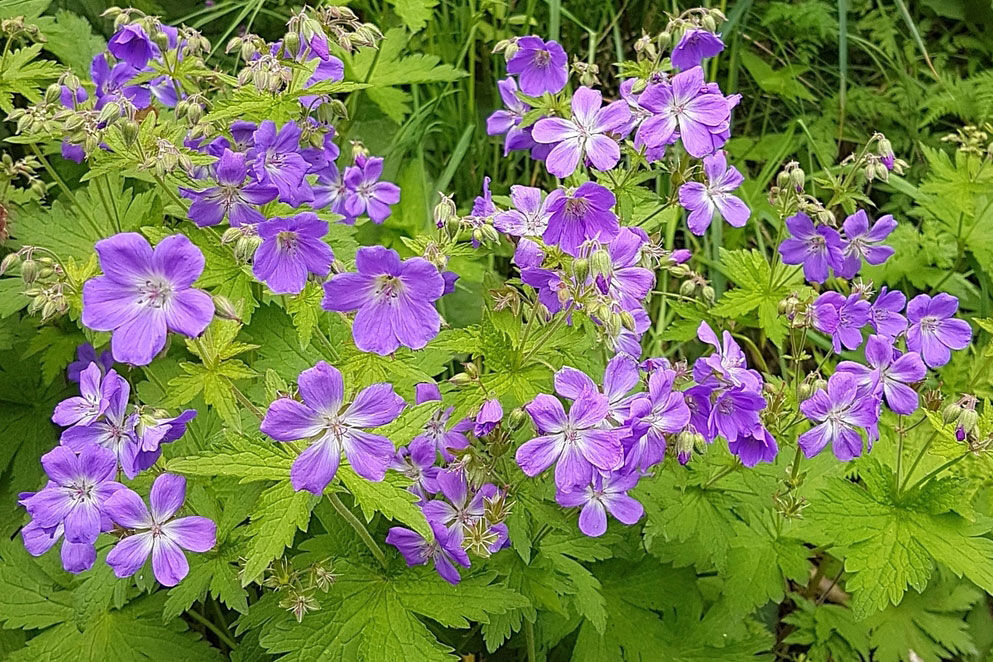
[
  {"x1": 789, "y1": 167, "x2": 806, "y2": 191},
  {"x1": 701, "y1": 286, "x2": 715, "y2": 304},
  {"x1": 283, "y1": 31, "x2": 301, "y2": 57},
  {"x1": 605, "y1": 313, "x2": 623, "y2": 338},
  {"x1": 213, "y1": 295, "x2": 241, "y2": 322},
  {"x1": 589, "y1": 249, "x2": 612, "y2": 279},
  {"x1": 480, "y1": 224, "x2": 500, "y2": 244},
  {"x1": 675, "y1": 430, "x2": 695, "y2": 465},
  {"x1": 433, "y1": 193, "x2": 456, "y2": 228},
  {"x1": 0, "y1": 252, "x2": 20, "y2": 275},
  {"x1": 701, "y1": 15, "x2": 717, "y2": 32},
  {"x1": 657, "y1": 31, "x2": 672, "y2": 50},
  {"x1": 620, "y1": 310, "x2": 637, "y2": 332},
  {"x1": 448, "y1": 372, "x2": 474, "y2": 387},
  {"x1": 958, "y1": 408, "x2": 979, "y2": 434},
  {"x1": 679, "y1": 279, "x2": 696, "y2": 297},
  {"x1": 572, "y1": 257, "x2": 590, "y2": 283},
  {"x1": 942, "y1": 402, "x2": 964, "y2": 424},
  {"x1": 44, "y1": 83, "x2": 62, "y2": 105},
  {"x1": 508, "y1": 407, "x2": 528, "y2": 431},
  {"x1": 20, "y1": 257, "x2": 38, "y2": 284}
]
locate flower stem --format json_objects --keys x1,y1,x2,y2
[
  {"x1": 327, "y1": 491, "x2": 388, "y2": 570},
  {"x1": 186, "y1": 607, "x2": 238, "y2": 650},
  {"x1": 227, "y1": 378, "x2": 265, "y2": 422},
  {"x1": 898, "y1": 429, "x2": 940, "y2": 493},
  {"x1": 703, "y1": 463, "x2": 739, "y2": 489},
  {"x1": 903, "y1": 451, "x2": 971, "y2": 495},
  {"x1": 524, "y1": 618, "x2": 537, "y2": 662}
]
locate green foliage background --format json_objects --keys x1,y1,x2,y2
[{"x1": 1, "y1": 0, "x2": 993, "y2": 661}]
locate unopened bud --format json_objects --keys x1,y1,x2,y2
[
  {"x1": 620, "y1": 310, "x2": 637, "y2": 332},
  {"x1": 508, "y1": 408, "x2": 527, "y2": 431},
  {"x1": 0, "y1": 253, "x2": 20, "y2": 275},
  {"x1": 679, "y1": 280, "x2": 696, "y2": 297},
  {"x1": 701, "y1": 15, "x2": 717, "y2": 32},
  {"x1": 434, "y1": 193, "x2": 456, "y2": 228},
  {"x1": 213, "y1": 295, "x2": 240, "y2": 322},
  {"x1": 44, "y1": 83, "x2": 62, "y2": 104},
  {"x1": 448, "y1": 372, "x2": 474, "y2": 387},
  {"x1": 942, "y1": 402, "x2": 963, "y2": 424},
  {"x1": 701, "y1": 286, "x2": 715, "y2": 304},
  {"x1": 675, "y1": 430, "x2": 695, "y2": 465},
  {"x1": 572, "y1": 257, "x2": 590, "y2": 283},
  {"x1": 480, "y1": 224, "x2": 500, "y2": 244},
  {"x1": 605, "y1": 313, "x2": 623, "y2": 338},
  {"x1": 283, "y1": 31, "x2": 301, "y2": 57},
  {"x1": 958, "y1": 408, "x2": 979, "y2": 434},
  {"x1": 789, "y1": 167, "x2": 805, "y2": 191},
  {"x1": 589, "y1": 249, "x2": 612, "y2": 278},
  {"x1": 97, "y1": 102, "x2": 122, "y2": 125},
  {"x1": 20, "y1": 258, "x2": 39, "y2": 284}
]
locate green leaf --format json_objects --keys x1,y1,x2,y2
[
  {"x1": 0, "y1": 538, "x2": 74, "y2": 630},
  {"x1": 241, "y1": 482, "x2": 320, "y2": 585},
  {"x1": 783, "y1": 596, "x2": 871, "y2": 662},
  {"x1": 258, "y1": 562, "x2": 526, "y2": 661},
  {"x1": 388, "y1": 0, "x2": 439, "y2": 32},
  {"x1": 285, "y1": 283, "x2": 323, "y2": 350},
  {"x1": 715, "y1": 524, "x2": 810, "y2": 616},
  {"x1": 711, "y1": 248, "x2": 801, "y2": 348},
  {"x1": 163, "y1": 545, "x2": 249, "y2": 623},
  {"x1": 338, "y1": 466, "x2": 431, "y2": 538},
  {"x1": 739, "y1": 49, "x2": 816, "y2": 102},
  {"x1": 166, "y1": 430, "x2": 293, "y2": 483},
  {"x1": 0, "y1": 44, "x2": 61, "y2": 112},
  {"x1": 798, "y1": 461, "x2": 993, "y2": 618}
]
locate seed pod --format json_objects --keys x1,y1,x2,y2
[
  {"x1": 480, "y1": 224, "x2": 500, "y2": 244},
  {"x1": 620, "y1": 310, "x2": 637, "y2": 332},
  {"x1": 679, "y1": 279, "x2": 696, "y2": 297},
  {"x1": 0, "y1": 252, "x2": 20, "y2": 275}
]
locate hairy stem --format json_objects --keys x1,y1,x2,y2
[{"x1": 327, "y1": 491, "x2": 388, "y2": 570}]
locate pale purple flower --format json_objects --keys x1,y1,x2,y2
[
  {"x1": 261, "y1": 362, "x2": 404, "y2": 493},
  {"x1": 81, "y1": 233, "x2": 213, "y2": 365},
  {"x1": 707, "y1": 387, "x2": 766, "y2": 443},
  {"x1": 520, "y1": 266, "x2": 570, "y2": 314},
  {"x1": 836, "y1": 334, "x2": 926, "y2": 415},
  {"x1": 385, "y1": 520, "x2": 469, "y2": 585},
  {"x1": 104, "y1": 474, "x2": 216, "y2": 586},
  {"x1": 516, "y1": 392, "x2": 624, "y2": 488},
  {"x1": 532, "y1": 87, "x2": 631, "y2": 177},
  {"x1": 543, "y1": 182, "x2": 619, "y2": 256},
  {"x1": 253, "y1": 213, "x2": 334, "y2": 294},
  {"x1": 798, "y1": 372, "x2": 880, "y2": 461},
  {"x1": 342, "y1": 155, "x2": 401, "y2": 223},
  {"x1": 59, "y1": 371, "x2": 142, "y2": 478},
  {"x1": 493, "y1": 185, "x2": 560, "y2": 238},
  {"x1": 312, "y1": 164, "x2": 350, "y2": 218},
  {"x1": 132, "y1": 408, "x2": 197, "y2": 473},
  {"x1": 836, "y1": 210, "x2": 896, "y2": 278},
  {"x1": 52, "y1": 362, "x2": 114, "y2": 428},
  {"x1": 108, "y1": 24, "x2": 156, "y2": 69},
  {"x1": 180, "y1": 149, "x2": 278, "y2": 227},
  {"x1": 693, "y1": 321, "x2": 762, "y2": 390},
  {"x1": 322, "y1": 246, "x2": 444, "y2": 354},
  {"x1": 90, "y1": 53, "x2": 150, "y2": 110},
  {"x1": 635, "y1": 67, "x2": 731, "y2": 158},
  {"x1": 505, "y1": 36, "x2": 568, "y2": 96},
  {"x1": 486, "y1": 77, "x2": 535, "y2": 155},
  {"x1": 678, "y1": 151, "x2": 749, "y2": 235},
  {"x1": 625, "y1": 369, "x2": 690, "y2": 471},
  {"x1": 869, "y1": 287, "x2": 907, "y2": 339},
  {"x1": 556, "y1": 471, "x2": 643, "y2": 537},
  {"x1": 421, "y1": 468, "x2": 495, "y2": 543},
  {"x1": 410, "y1": 383, "x2": 470, "y2": 462},
  {"x1": 671, "y1": 29, "x2": 725, "y2": 70},
  {"x1": 20, "y1": 519, "x2": 95, "y2": 574},
  {"x1": 778, "y1": 212, "x2": 844, "y2": 284},
  {"x1": 596, "y1": 227, "x2": 656, "y2": 312},
  {"x1": 67, "y1": 343, "x2": 113, "y2": 383},
  {"x1": 474, "y1": 399, "x2": 503, "y2": 437},
  {"x1": 906, "y1": 293, "x2": 972, "y2": 368},
  {"x1": 554, "y1": 354, "x2": 641, "y2": 424},
  {"x1": 813, "y1": 291, "x2": 870, "y2": 353},
  {"x1": 391, "y1": 442, "x2": 440, "y2": 501},
  {"x1": 21, "y1": 445, "x2": 123, "y2": 545},
  {"x1": 728, "y1": 424, "x2": 778, "y2": 467},
  {"x1": 249, "y1": 121, "x2": 312, "y2": 203}
]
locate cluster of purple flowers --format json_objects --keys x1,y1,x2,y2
[
  {"x1": 19, "y1": 355, "x2": 212, "y2": 584},
  {"x1": 779, "y1": 210, "x2": 896, "y2": 283},
  {"x1": 261, "y1": 365, "x2": 510, "y2": 584},
  {"x1": 516, "y1": 328, "x2": 778, "y2": 537}
]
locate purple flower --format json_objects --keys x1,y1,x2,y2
[
  {"x1": 90, "y1": 53, "x2": 150, "y2": 110},
  {"x1": 104, "y1": 474, "x2": 216, "y2": 586},
  {"x1": 543, "y1": 182, "x2": 619, "y2": 256},
  {"x1": 778, "y1": 213, "x2": 844, "y2": 284},
  {"x1": 869, "y1": 287, "x2": 907, "y2": 338},
  {"x1": 625, "y1": 369, "x2": 690, "y2": 471},
  {"x1": 597, "y1": 227, "x2": 655, "y2": 313},
  {"x1": 421, "y1": 469, "x2": 494, "y2": 542},
  {"x1": 20, "y1": 519, "x2": 95, "y2": 574},
  {"x1": 813, "y1": 291, "x2": 870, "y2": 353},
  {"x1": 391, "y1": 442, "x2": 440, "y2": 501},
  {"x1": 249, "y1": 121, "x2": 312, "y2": 203},
  {"x1": 906, "y1": 293, "x2": 972, "y2": 368},
  {"x1": 386, "y1": 520, "x2": 470, "y2": 585},
  {"x1": 411, "y1": 383, "x2": 471, "y2": 462},
  {"x1": 132, "y1": 408, "x2": 197, "y2": 473},
  {"x1": 82, "y1": 233, "x2": 214, "y2": 366},
  {"x1": 708, "y1": 387, "x2": 766, "y2": 443},
  {"x1": 312, "y1": 164, "x2": 350, "y2": 217},
  {"x1": 180, "y1": 149, "x2": 278, "y2": 227},
  {"x1": 798, "y1": 372, "x2": 880, "y2": 461},
  {"x1": 517, "y1": 392, "x2": 624, "y2": 488},
  {"x1": 728, "y1": 424, "x2": 778, "y2": 467},
  {"x1": 520, "y1": 265, "x2": 570, "y2": 314},
  {"x1": 21, "y1": 445, "x2": 123, "y2": 544},
  {"x1": 261, "y1": 362, "x2": 403, "y2": 493},
  {"x1": 59, "y1": 371, "x2": 142, "y2": 478},
  {"x1": 67, "y1": 343, "x2": 113, "y2": 383},
  {"x1": 322, "y1": 246, "x2": 444, "y2": 355},
  {"x1": 678, "y1": 151, "x2": 749, "y2": 235},
  {"x1": 474, "y1": 399, "x2": 503, "y2": 437},
  {"x1": 636, "y1": 67, "x2": 731, "y2": 158},
  {"x1": 837, "y1": 334, "x2": 926, "y2": 415},
  {"x1": 486, "y1": 77, "x2": 535, "y2": 155},
  {"x1": 556, "y1": 471, "x2": 643, "y2": 537},
  {"x1": 671, "y1": 29, "x2": 725, "y2": 70},
  {"x1": 493, "y1": 185, "x2": 560, "y2": 239},
  {"x1": 108, "y1": 24, "x2": 156, "y2": 69},
  {"x1": 342, "y1": 155, "x2": 401, "y2": 223},
  {"x1": 532, "y1": 87, "x2": 631, "y2": 177},
  {"x1": 505, "y1": 36, "x2": 568, "y2": 96},
  {"x1": 693, "y1": 321, "x2": 762, "y2": 390},
  {"x1": 52, "y1": 362, "x2": 115, "y2": 427},
  {"x1": 253, "y1": 213, "x2": 334, "y2": 295},
  {"x1": 836, "y1": 210, "x2": 896, "y2": 278},
  {"x1": 554, "y1": 354, "x2": 641, "y2": 424}
]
